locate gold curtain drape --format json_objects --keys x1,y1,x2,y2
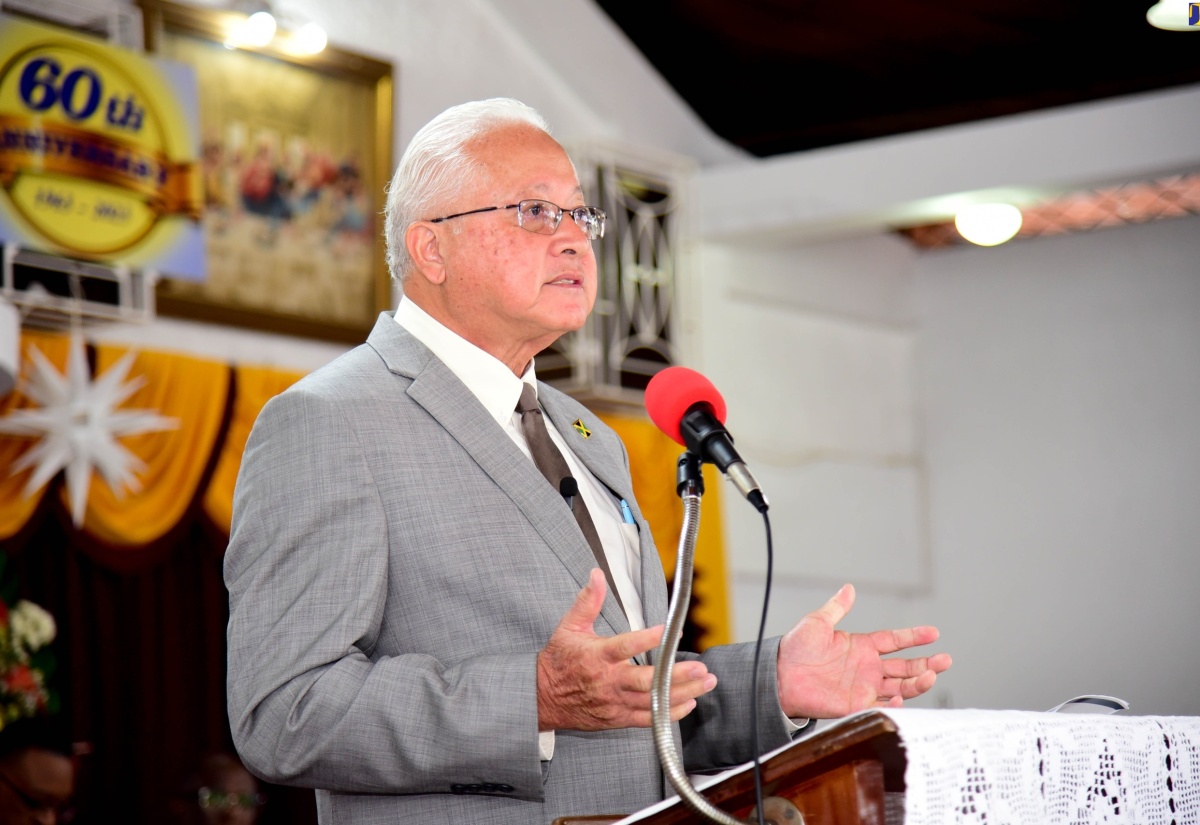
[
  {"x1": 203, "y1": 364, "x2": 307, "y2": 533},
  {"x1": 0, "y1": 332, "x2": 730, "y2": 645},
  {"x1": 0, "y1": 331, "x2": 70, "y2": 539},
  {"x1": 600, "y1": 415, "x2": 732, "y2": 648},
  {"x1": 80, "y1": 344, "x2": 231, "y2": 547}
]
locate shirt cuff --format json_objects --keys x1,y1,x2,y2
[
  {"x1": 784, "y1": 715, "x2": 812, "y2": 735},
  {"x1": 538, "y1": 730, "x2": 555, "y2": 761}
]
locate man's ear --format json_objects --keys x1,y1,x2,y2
[{"x1": 405, "y1": 222, "x2": 447, "y2": 285}]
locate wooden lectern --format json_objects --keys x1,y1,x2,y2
[{"x1": 554, "y1": 710, "x2": 904, "y2": 825}]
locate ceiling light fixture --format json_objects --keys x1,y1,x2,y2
[
  {"x1": 225, "y1": 10, "x2": 276, "y2": 48},
  {"x1": 954, "y1": 203, "x2": 1024, "y2": 247},
  {"x1": 290, "y1": 21, "x2": 328, "y2": 55},
  {"x1": 223, "y1": 0, "x2": 326, "y2": 53},
  {"x1": 1145, "y1": 1, "x2": 1199, "y2": 31}
]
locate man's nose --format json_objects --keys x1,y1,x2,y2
[{"x1": 554, "y1": 216, "x2": 592, "y2": 252}]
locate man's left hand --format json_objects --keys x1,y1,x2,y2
[{"x1": 776, "y1": 583, "x2": 952, "y2": 719}]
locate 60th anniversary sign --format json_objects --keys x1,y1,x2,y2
[{"x1": 0, "y1": 16, "x2": 204, "y2": 279}]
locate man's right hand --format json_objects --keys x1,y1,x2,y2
[{"x1": 536, "y1": 568, "x2": 717, "y2": 732}]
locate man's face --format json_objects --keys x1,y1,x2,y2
[
  {"x1": 198, "y1": 766, "x2": 261, "y2": 825},
  {"x1": 0, "y1": 749, "x2": 73, "y2": 825},
  {"x1": 429, "y1": 124, "x2": 598, "y2": 365}
]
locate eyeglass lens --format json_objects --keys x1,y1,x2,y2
[
  {"x1": 198, "y1": 787, "x2": 263, "y2": 811},
  {"x1": 516, "y1": 200, "x2": 605, "y2": 240}
]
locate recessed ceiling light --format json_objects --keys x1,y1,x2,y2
[{"x1": 954, "y1": 203, "x2": 1023, "y2": 247}]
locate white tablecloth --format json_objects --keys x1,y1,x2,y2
[{"x1": 882, "y1": 708, "x2": 1200, "y2": 824}]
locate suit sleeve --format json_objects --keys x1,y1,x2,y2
[
  {"x1": 224, "y1": 388, "x2": 544, "y2": 797},
  {"x1": 678, "y1": 639, "x2": 796, "y2": 770}
]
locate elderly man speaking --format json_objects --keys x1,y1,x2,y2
[{"x1": 224, "y1": 98, "x2": 951, "y2": 825}]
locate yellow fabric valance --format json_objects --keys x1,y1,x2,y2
[
  {"x1": 0, "y1": 331, "x2": 71, "y2": 539},
  {"x1": 0, "y1": 332, "x2": 730, "y2": 645},
  {"x1": 77, "y1": 343, "x2": 231, "y2": 548},
  {"x1": 602, "y1": 415, "x2": 731, "y2": 649},
  {"x1": 203, "y1": 363, "x2": 306, "y2": 534}
]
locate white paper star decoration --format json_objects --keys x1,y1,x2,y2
[{"x1": 0, "y1": 334, "x2": 177, "y2": 526}]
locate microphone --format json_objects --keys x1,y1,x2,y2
[
  {"x1": 645, "y1": 366, "x2": 768, "y2": 513},
  {"x1": 559, "y1": 476, "x2": 578, "y2": 510}
]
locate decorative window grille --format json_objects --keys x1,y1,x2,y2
[{"x1": 540, "y1": 142, "x2": 694, "y2": 409}]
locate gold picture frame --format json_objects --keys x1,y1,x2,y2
[{"x1": 139, "y1": 0, "x2": 393, "y2": 343}]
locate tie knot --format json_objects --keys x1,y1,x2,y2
[{"x1": 516, "y1": 383, "x2": 540, "y2": 415}]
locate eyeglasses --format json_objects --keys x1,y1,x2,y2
[
  {"x1": 0, "y1": 770, "x2": 75, "y2": 821},
  {"x1": 428, "y1": 199, "x2": 606, "y2": 240},
  {"x1": 198, "y1": 787, "x2": 265, "y2": 812}
]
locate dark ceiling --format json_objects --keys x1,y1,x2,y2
[{"x1": 594, "y1": 1, "x2": 1200, "y2": 158}]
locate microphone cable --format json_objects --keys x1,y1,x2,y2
[{"x1": 747, "y1": 509, "x2": 773, "y2": 825}]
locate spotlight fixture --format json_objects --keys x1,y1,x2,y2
[
  {"x1": 224, "y1": 0, "x2": 326, "y2": 53},
  {"x1": 1146, "y1": 0, "x2": 1199, "y2": 30},
  {"x1": 954, "y1": 203, "x2": 1023, "y2": 247},
  {"x1": 225, "y1": 10, "x2": 276, "y2": 48},
  {"x1": 290, "y1": 21, "x2": 327, "y2": 55}
]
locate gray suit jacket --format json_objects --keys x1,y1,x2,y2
[{"x1": 225, "y1": 314, "x2": 793, "y2": 824}]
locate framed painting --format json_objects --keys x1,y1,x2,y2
[{"x1": 139, "y1": 0, "x2": 393, "y2": 343}]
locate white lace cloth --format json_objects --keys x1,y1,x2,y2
[{"x1": 883, "y1": 708, "x2": 1200, "y2": 824}]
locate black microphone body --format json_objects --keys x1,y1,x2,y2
[
  {"x1": 679, "y1": 405, "x2": 741, "y2": 471},
  {"x1": 679, "y1": 404, "x2": 768, "y2": 513}
]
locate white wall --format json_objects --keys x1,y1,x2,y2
[
  {"x1": 916, "y1": 214, "x2": 1200, "y2": 716},
  {"x1": 694, "y1": 215, "x2": 1200, "y2": 717},
  {"x1": 690, "y1": 232, "x2": 939, "y2": 685},
  {"x1": 683, "y1": 79, "x2": 1200, "y2": 718}
]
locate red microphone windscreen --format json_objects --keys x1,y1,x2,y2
[{"x1": 644, "y1": 366, "x2": 728, "y2": 446}]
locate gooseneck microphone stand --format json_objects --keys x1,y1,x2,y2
[{"x1": 650, "y1": 453, "x2": 746, "y2": 825}]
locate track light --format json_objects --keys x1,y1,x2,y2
[
  {"x1": 223, "y1": 0, "x2": 327, "y2": 53},
  {"x1": 225, "y1": 10, "x2": 276, "y2": 48},
  {"x1": 291, "y1": 21, "x2": 327, "y2": 55}
]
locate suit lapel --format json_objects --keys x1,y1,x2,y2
[
  {"x1": 540, "y1": 392, "x2": 670, "y2": 635},
  {"x1": 539, "y1": 395, "x2": 631, "y2": 507},
  {"x1": 366, "y1": 316, "x2": 630, "y2": 637}
]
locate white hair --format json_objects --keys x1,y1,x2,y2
[{"x1": 383, "y1": 98, "x2": 552, "y2": 282}]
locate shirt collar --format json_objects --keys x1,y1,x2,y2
[{"x1": 395, "y1": 297, "x2": 538, "y2": 426}]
